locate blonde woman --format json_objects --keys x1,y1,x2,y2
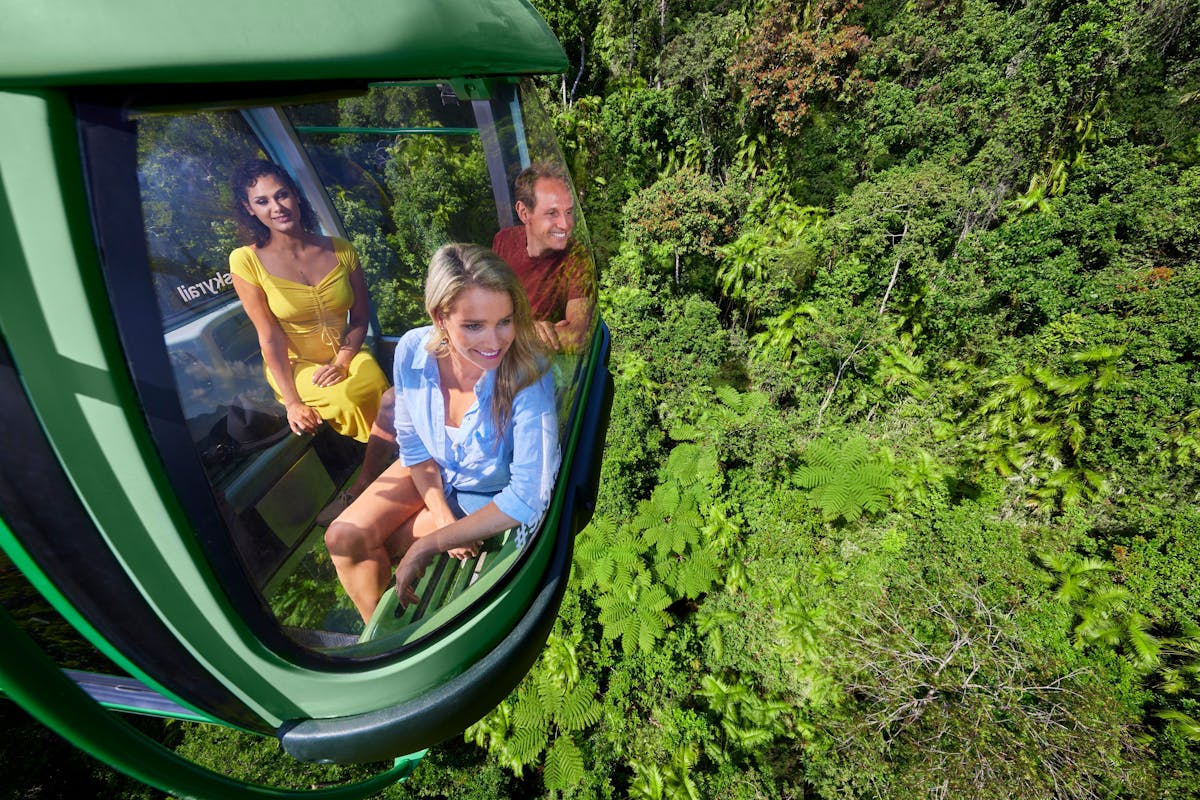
[{"x1": 324, "y1": 243, "x2": 559, "y2": 623}]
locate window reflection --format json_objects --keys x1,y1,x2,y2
[{"x1": 130, "y1": 81, "x2": 597, "y2": 656}]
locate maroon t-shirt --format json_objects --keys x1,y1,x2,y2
[{"x1": 492, "y1": 225, "x2": 585, "y2": 322}]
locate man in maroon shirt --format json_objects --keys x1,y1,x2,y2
[{"x1": 491, "y1": 162, "x2": 591, "y2": 352}]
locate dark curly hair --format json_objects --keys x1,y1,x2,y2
[{"x1": 230, "y1": 158, "x2": 318, "y2": 247}]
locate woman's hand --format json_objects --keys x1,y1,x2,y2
[
  {"x1": 448, "y1": 541, "x2": 483, "y2": 561},
  {"x1": 285, "y1": 400, "x2": 322, "y2": 435},
  {"x1": 394, "y1": 540, "x2": 437, "y2": 608},
  {"x1": 311, "y1": 362, "x2": 348, "y2": 388}
]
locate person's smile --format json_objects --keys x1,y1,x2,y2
[{"x1": 441, "y1": 286, "x2": 517, "y2": 377}]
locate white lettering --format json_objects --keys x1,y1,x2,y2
[{"x1": 175, "y1": 272, "x2": 237, "y2": 305}]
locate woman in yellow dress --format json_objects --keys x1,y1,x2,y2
[{"x1": 228, "y1": 159, "x2": 388, "y2": 442}]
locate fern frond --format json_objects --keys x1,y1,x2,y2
[
  {"x1": 723, "y1": 719, "x2": 775, "y2": 749},
  {"x1": 507, "y1": 724, "x2": 548, "y2": 766},
  {"x1": 628, "y1": 759, "x2": 668, "y2": 800},
  {"x1": 543, "y1": 734, "x2": 585, "y2": 791},
  {"x1": 1155, "y1": 709, "x2": 1200, "y2": 741},
  {"x1": 1069, "y1": 345, "x2": 1125, "y2": 364},
  {"x1": 662, "y1": 546, "x2": 720, "y2": 599},
  {"x1": 557, "y1": 680, "x2": 603, "y2": 731},
  {"x1": 535, "y1": 671, "x2": 565, "y2": 717},
  {"x1": 666, "y1": 443, "x2": 705, "y2": 484},
  {"x1": 1125, "y1": 612, "x2": 1160, "y2": 672},
  {"x1": 665, "y1": 744, "x2": 702, "y2": 800},
  {"x1": 512, "y1": 690, "x2": 550, "y2": 731},
  {"x1": 634, "y1": 587, "x2": 674, "y2": 654},
  {"x1": 800, "y1": 440, "x2": 838, "y2": 470}
]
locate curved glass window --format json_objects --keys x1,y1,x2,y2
[{"x1": 118, "y1": 80, "x2": 597, "y2": 657}]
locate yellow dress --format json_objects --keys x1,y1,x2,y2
[{"x1": 229, "y1": 237, "x2": 388, "y2": 443}]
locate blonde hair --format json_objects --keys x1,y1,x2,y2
[{"x1": 425, "y1": 243, "x2": 547, "y2": 432}]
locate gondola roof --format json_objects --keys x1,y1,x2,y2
[{"x1": 0, "y1": 0, "x2": 567, "y2": 87}]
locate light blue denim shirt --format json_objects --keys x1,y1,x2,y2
[{"x1": 392, "y1": 326, "x2": 560, "y2": 546}]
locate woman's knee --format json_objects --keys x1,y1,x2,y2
[{"x1": 324, "y1": 519, "x2": 374, "y2": 556}]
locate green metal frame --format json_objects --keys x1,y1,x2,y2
[
  {"x1": 0, "y1": 595, "x2": 422, "y2": 800},
  {"x1": 0, "y1": 0, "x2": 566, "y2": 87}
]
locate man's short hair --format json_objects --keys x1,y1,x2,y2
[{"x1": 514, "y1": 161, "x2": 571, "y2": 211}]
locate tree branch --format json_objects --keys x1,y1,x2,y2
[{"x1": 879, "y1": 212, "x2": 909, "y2": 315}]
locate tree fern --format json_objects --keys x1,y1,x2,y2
[
  {"x1": 597, "y1": 577, "x2": 674, "y2": 656},
  {"x1": 1037, "y1": 552, "x2": 1113, "y2": 603},
  {"x1": 781, "y1": 601, "x2": 827, "y2": 663},
  {"x1": 1073, "y1": 585, "x2": 1135, "y2": 648},
  {"x1": 947, "y1": 346, "x2": 1122, "y2": 510},
  {"x1": 701, "y1": 674, "x2": 791, "y2": 755},
  {"x1": 639, "y1": 483, "x2": 705, "y2": 559},
  {"x1": 659, "y1": 544, "x2": 720, "y2": 598},
  {"x1": 794, "y1": 436, "x2": 895, "y2": 522},
  {"x1": 662, "y1": 441, "x2": 721, "y2": 490},
  {"x1": 1123, "y1": 612, "x2": 1160, "y2": 673},
  {"x1": 575, "y1": 517, "x2": 650, "y2": 596},
  {"x1": 476, "y1": 632, "x2": 603, "y2": 780},
  {"x1": 699, "y1": 675, "x2": 751, "y2": 721},
  {"x1": 750, "y1": 304, "x2": 822, "y2": 367}
]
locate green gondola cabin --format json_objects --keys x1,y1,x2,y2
[{"x1": 0, "y1": 0, "x2": 612, "y2": 795}]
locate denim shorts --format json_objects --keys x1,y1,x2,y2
[{"x1": 446, "y1": 489, "x2": 497, "y2": 519}]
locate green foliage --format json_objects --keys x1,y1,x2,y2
[
  {"x1": 942, "y1": 344, "x2": 1123, "y2": 511},
  {"x1": 581, "y1": 443, "x2": 725, "y2": 654},
  {"x1": 1119, "y1": 511, "x2": 1200, "y2": 628},
  {"x1": 794, "y1": 436, "x2": 895, "y2": 523},
  {"x1": 596, "y1": 571, "x2": 675, "y2": 656},
  {"x1": 717, "y1": 201, "x2": 825, "y2": 324},
  {"x1": 170, "y1": 722, "x2": 389, "y2": 790},
  {"x1": 629, "y1": 744, "x2": 702, "y2": 800},
  {"x1": 698, "y1": 674, "x2": 794, "y2": 756},
  {"x1": 152, "y1": 0, "x2": 1200, "y2": 796},
  {"x1": 623, "y1": 167, "x2": 734, "y2": 288},
  {"x1": 1039, "y1": 551, "x2": 1160, "y2": 671},
  {"x1": 815, "y1": 576, "x2": 1153, "y2": 800},
  {"x1": 466, "y1": 633, "x2": 600, "y2": 782}
]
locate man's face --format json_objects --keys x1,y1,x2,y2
[{"x1": 517, "y1": 177, "x2": 575, "y2": 257}]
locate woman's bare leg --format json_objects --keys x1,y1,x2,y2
[
  {"x1": 324, "y1": 459, "x2": 424, "y2": 623},
  {"x1": 349, "y1": 386, "x2": 397, "y2": 497}
]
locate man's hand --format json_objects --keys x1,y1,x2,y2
[{"x1": 533, "y1": 319, "x2": 561, "y2": 351}]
